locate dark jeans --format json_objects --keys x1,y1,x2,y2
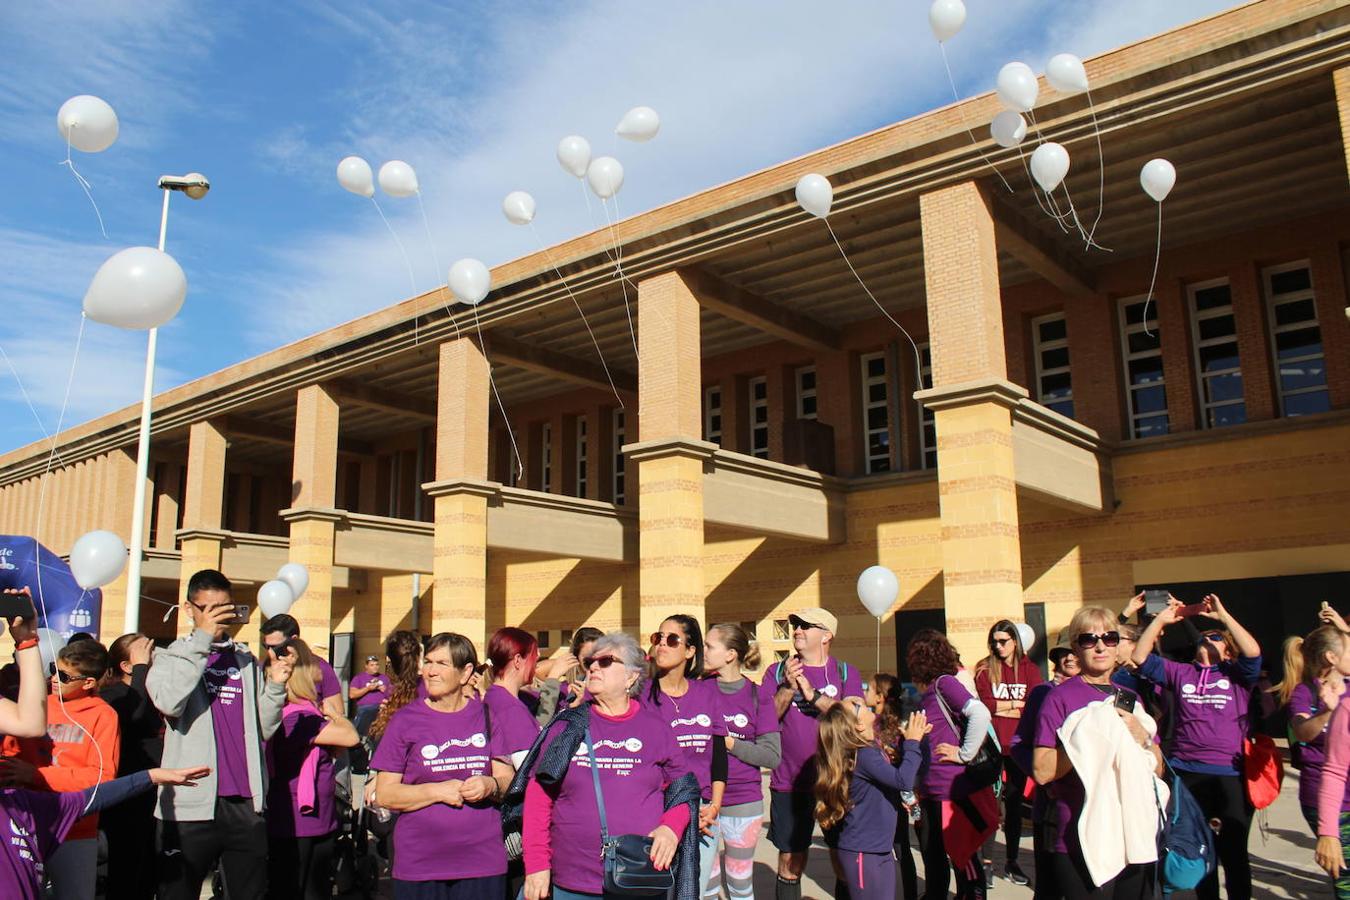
[
  {"x1": 353, "y1": 704, "x2": 380, "y2": 736},
  {"x1": 267, "y1": 831, "x2": 336, "y2": 900},
  {"x1": 102, "y1": 788, "x2": 157, "y2": 900},
  {"x1": 1177, "y1": 769, "x2": 1252, "y2": 900},
  {"x1": 395, "y1": 875, "x2": 506, "y2": 900},
  {"x1": 156, "y1": 796, "x2": 268, "y2": 900}
]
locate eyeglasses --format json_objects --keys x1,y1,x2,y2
[
  {"x1": 1075, "y1": 631, "x2": 1122, "y2": 650},
  {"x1": 584, "y1": 655, "x2": 620, "y2": 670},
  {"x1": 650, "y1": 632, "x2": 685, "y2": 648},
  {"x1": 990, "y1": 637, "x2": 1013, "y2": 647},
  {"x1": 1201, "y1": 631, "x2": 1225, "y2": 643}
]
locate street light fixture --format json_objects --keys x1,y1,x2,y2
[{"x1": 123, "y1": 173, "x2": 209, "y2": 634}]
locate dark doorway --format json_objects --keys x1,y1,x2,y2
[{"x1": 894, "y1": 607, "x2": 948, "y2": 686}]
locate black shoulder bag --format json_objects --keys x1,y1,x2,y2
[{"x1": 587, "y1": 723, "x2": 675, "y2": 896}]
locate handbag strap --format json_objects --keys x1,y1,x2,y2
[
  {"x1": 585, "y1": 720, "x2": 611, "y2": 847},
  {"x1": 931, "y1": 675, "x2": 963, "y2": 737}
]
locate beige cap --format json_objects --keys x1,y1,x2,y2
[{"x1": 789, "y1": 607, "x2": 838, "y2": 635}]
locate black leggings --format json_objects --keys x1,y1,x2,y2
[
  {"x1": 1178, "y1": 769, "x2": 1252, "y2": 900},
  {"x1": 981, "y1": 756, "x2": 1028, "y2": 865},
  {"x1": 1049, "y1": 854, "x2": 1156, "y2": 900},
  {"x1": 267, "y1": 831, "x2": 336, "y2": 900},
  {"x1": 894, "y1": 812, "x2": 919, "y2": 900},
  {"x1": 918, "y1": 799, "x2": 985, "y2": 900}
]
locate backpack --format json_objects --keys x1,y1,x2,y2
[
  {"x1": 1158, "y1": 767, "x2": 1217, "y2": 892},
  {"x1": 1243, "y1": 733, "x2": 1284, "y2": 810}
]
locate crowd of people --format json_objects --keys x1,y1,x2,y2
[{"x1": 0, "y1": 569, "x2": 1349, "y2": 899}]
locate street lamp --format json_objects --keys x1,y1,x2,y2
[{"x1": 123, "y1": 173, "x2": 209, "y2": 634}]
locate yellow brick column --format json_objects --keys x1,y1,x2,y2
[
  {"x1": 422, "y1": 336, "x2": 494, "y2": 648},
  {"x1": 175, "y1": 420, "x2": 228, "y2": 636},
  {"x1": 1336, "y1": 68, "x2": 1350, "y2": 185},
  {"x1": 630, "y1": 270, "x2": 713, "y2": 639},
  {"x1": 97, "y1": 449, "x2": 139, "y2": 638},
  {"x1": 282, "y1": 384, "x2": 341, "y2": 659},
  {"x1": 917, "y1": 181, "x2": 1025, "y2": 665}
]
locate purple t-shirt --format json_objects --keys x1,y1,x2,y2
[
  {"x1": 205, "y1": 649, "x2": 251, "y2": 798},
  {"x1": 1034, "y1": 676, "x2": 1155, "y2": 854},
  {"x1": 1138, "y1": 654, "x2": 1260, "y2": 772},
  {"x1": 1289, "y1": 681, "x2": 1350, "y2": 811},
  {"x1": 266, "y1": 706, "x2": 336, "y2": 837},
  {"x1": 919, "y1": 675, "x2": 981, "y2": 801},
  {"x1": 767, "y1": 658, "x2": 863, "y2": 792},
  {"x1": 0, "y1": 788, "x2": 87, "y2": 900},
  {"x1": 369, "y1": 698, "x2": 510, "y2": 881},
  {"x1": 351, "y1": 673, "x2": 389, "y2": 709},
  {"x1": 538, "y1": 703, "x2": 689, "y2": 894},
  {"x1": 651, "y1": 679, "x2": 727, "y2": 800},
  {"x1": 316, "y1": 658, "x2": 341, "y2": 703},
  {"x1": 484, "y1": 685, "x2": 541, "y2": 760},
  {"x1": 718, "y1": 679, "x2": 780, "y2": 806}
]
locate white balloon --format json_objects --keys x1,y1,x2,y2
[
  {"x1": 989, "y1": 111, "x2": 1027, "y2": 148},
  {"x1": 1014, "y1": 622, "x2": 1036, "y2": 654},
  {"x1": 378, "y1": 160, "x2": 419, "y2": 198},
  {"x1": 928, "y1": 0, "x2": 966, "y2": 43},
  {"x1": 1140, "y1": 158, "x2": 1177, "y2": 203},
  {"x1": 448, "y1": 258, "x2": 491, "y2": 306},
  {"x1": 57, "y1": 95, "x2": 119, "y2": 153},
  {"x1": 36, "y1": 628, "x2": 66, "y2": 675},
  {"x1": 795, "y1": 173, "x2": 833, "y2": 219},
  {"x1": 615, "y1": 106, "x2": 660, "y2": 142},
  {"x1": 1045, "y1": 53, "x2": 1089, "y2": 95},
  {"x1": 83, "y1": 247, "x2": 188, "y2": 330},
  {"x1": 337, "y1": 156, "x2": 375, "y2": 198},
  {"x1": 69, "y1": 530, "x2": 127, "y2": 590},
  {"x1": 856, "y1": 565, "x2": 900, "y2": 618},
  {"x1": 276, "y1": 563, "x2": 309, "y2": 601},
  {"x1": 257, "y1": 580, "x2": 295, "y2": 619},
  {"x1": 556, "y1": 135, "x2": 592, "y2": 179},
  {"x1": 502, "y1": 191, "x2": 537, "y2": 226},
  {"x1": 1030, "y1": 142, "x2": 1070, "y2": 193},
  {"x1": 996, "y1": 61, "x2": 1039, "y2": 113},
  {"x1": 586, "y1": 157, "x2": 624, "y2": 199}
]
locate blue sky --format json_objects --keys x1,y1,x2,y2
[{"x1": 0, "y1": 0, "x2": 1237, "y2": 454}]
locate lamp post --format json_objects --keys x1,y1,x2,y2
[{"x1": 123, "y1": 173, "x2": 209, "y2": 635}]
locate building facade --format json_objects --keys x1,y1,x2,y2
[{"x1": 2, "y1": 0, "x2": 1348, "y2": 677}]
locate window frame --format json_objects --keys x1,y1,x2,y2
[
  {"x1": 748, "y1": 376, "x2": 769, "y2": 459},
  {"x1": 916, "y1": 343, "x2": 936, "y2": 469},
  {"x1": 612, "y1": 409, "x2": 626, "y2": 505},
  {"x1": 1262, "y1": 259, "x2": 1329, "y2": 417},
  {"x1": 703, "y1": 385, "x2": 723, "y2": 445},
  {"x1": 1116, "y1": 295, "x2": 1169, "y2": 440},
  {"x1": 540, "y1": 422, "x2": 552, "y2": 493},
  {"x1": 860, "y1": 351, "x2": 891, "y2": 474},
  {"x1": 795, "y1": 365, "x2": 818, "y2": 420},
  {"x1": 575, "y1": 416, "x2": 588, "y2": 498},
  {"x1": 1186, "y1": 277, "x2": 1246, "y2": 429},
  {"x1": 1031, "y1": 312, "x2": 1074, "y2": 418}
]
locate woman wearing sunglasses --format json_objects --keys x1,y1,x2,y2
[
  {"x1": 522, "y1": 632, "x2": 697, "y2": 900},
  {"x1": 1034, "y1": 607, "x2": 1163, "y2": 899},
  {"x1": 1131, "y1": 595, "x2": 1262, "y2": 900}
]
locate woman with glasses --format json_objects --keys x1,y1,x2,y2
[
  {"x1": 1034, "y1": 607, "x2": 1163, "y2": 899},
  {"x1": 974, "y1": 621, "x2": 1041, "y2": 887},
  {"x1": 370, "y1": 633, "x2": 515, "y2": 900},
  {"x1": 906, "y1": 628, "x2": 996, "y2": 900},
  {"x1": 1131, "y1": 595, "x2": 1262, "y2": 900},
  {"x1": 521, "y1": 632, "x2": 699, "y2": 900}
]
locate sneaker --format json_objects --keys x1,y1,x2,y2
[{"x1": 1004, "y1": 862, "x2": 1030, "y2": 886}]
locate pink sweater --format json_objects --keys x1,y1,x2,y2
[{"x1": 1317, "y1": 692, "x2": 1350, "y2": 837}]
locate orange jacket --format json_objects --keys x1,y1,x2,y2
[{"x1": 17, "y1": 693, "x2": 121, "y2": 840}]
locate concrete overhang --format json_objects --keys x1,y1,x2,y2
[
  {"x1": 175, "y1": 525, "x2": 360, "y2": 588},
  {"x1": 704, "y1": 450, "x2": 847, "y2": 543}
]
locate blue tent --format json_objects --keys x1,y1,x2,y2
[{"x1": 0, "y1": 535, "x2": 101, "y2": 639}]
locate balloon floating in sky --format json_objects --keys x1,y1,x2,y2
[
  {"x1": 57, "y1": 95, "x2": 119, "y2": 153},
  {"x1": 1045, "y1": 53, "x2": 1089, "y2": 95},
  {"x1": 996, "y1": 61, "x2": 1039, "y2": 113},
  {"x1": 69, "y1": 530, "x2": 127, "y2": 590},
  {"x1": 257, "y1": 580, "x2": 294, "y2": 619},
  {"x1": 377, "y1": 160, "x2": 419, "y2": 198},
  {"x1": 586, "y1": 157, "x2": 624, "y2": 199},
  {"x1": 502, "y1": 191, "x2": 537, "y2": 226},
  {"x1": 448, "y1": 258, "x2": 492, "y2": 306},
  {"x1": 928, "y1": 0, "x2": 966, "y2": 43},
  {"x1": 83, "y1": 247, "x2": 188, "y2": 330},
  {"x1": 1140, "y1": 158, "x2": 1176, "y2": 203},
  {"x1": 1030, "y1": 142, "x2": 1070, "y2": 193},
  {"x1": 557, "y1": 135, "x2": 592, "y2": 179},
  {"x1": 615, "y1": 106, "x2": 660, "y2": 142},
  {"x1": 989, "y1": 111, "x2": 1027, "y2": 148},
  {"x1": 856, "y1": 565, "x2": 899, "y2": 618},
  {"x1": 795, "y1": 173, "x2": 833, "y2": 219},
  {"x1": 337, "y1": 156, "x2": 375, "y2": 198}
]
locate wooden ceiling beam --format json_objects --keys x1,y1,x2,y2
[
  {"x1": 221, "y1": 415, "x2": 373, "y2": 458},
  {"x1": 329, "y1": 379, "x2": 437, "y2": 423},
  {"x1": 489, "y1": 334, "x2": 637, "y2": 395},
  {"x1": 680, "y1": 267, "x2": 842, "y2": 354},
  {"x1": 988, "y1": 192, "x2": 1099, "y2": 299}
]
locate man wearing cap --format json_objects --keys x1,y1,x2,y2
[
  {"x1": 764, "y1": 607, "x2": 864, "y2": 900},
  {"x1": 348, "y1": 654, "x2": 389, "y2": 736}
]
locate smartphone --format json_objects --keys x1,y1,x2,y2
[
  {"x1": 1177, "y1": 602, "x2": 1207, "y2": 618},
  {"x1": 1324, "y1": 601, "x2": 1332, "y2": 613},
  {"x1": 1143, "y1": 589, "x2": 1170, "y2": 615},
  {"x1": 233, "y1": 604, "x2": 250, "y2": 624},
  {"x1": 0, "y1": 593, "x2": 37, "y2": 622},
  {"x1": 1113, "y1": 689, "x2": 1137, "y2": 714}
]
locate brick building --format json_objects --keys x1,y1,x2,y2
[{"x1": 1, "y1": 0, "x2": 1348, "y2": 678}]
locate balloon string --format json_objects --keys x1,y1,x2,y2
[
  {"x1": 1018, "y1": 151, "x2": 1071, "y2": 230},
  {"x1": 370, "y1": 197, "x2": 417, "y2": 294},
  {"x1": 416, "y1": 191, "x2": 459, "y2": 344},
  {"x1": 600, "y1": 197, "x2": 640, "y2": 362},
  {"x1": 528, "y1": 222, "x2": 624, "y2": 409},
  {"x1": 0, "y1": 343, "x2": 67, "y2": 467},
  {"x1": 1082, "y1": 87, "x2": 1108, "y2": 248},
  {"x1": 59, "y1": 129, "x2": 108, "y2": 240},
  {"x1": 1061, "y1": 184, "x2": 1111, "y2": 253},
  {"x1": 471, "y1": 303, "x2": 523, "y2": 484},
  {"x1": 1142, "y1": 203, "x2": 1163, "y2": 338},
  {"x1": 938, "y1": 42, "x2": 1014, "y2": 194},
  {"x1": 825, "y1": 220, "x2": 922, "y2": 390}
]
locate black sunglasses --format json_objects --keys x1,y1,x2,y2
[
  {"x1": 54, "y1": 668, "x2": 84, "y2": 685},
  {"x1": 990, "y1": 637, "x2": 1013, "y2": 647},
  {"x1": 789, "y1": 618, "x2": 824, "y2": 631},
  {"x1": 1075, "y1": 631, "x2": 1121, "y2": 650},
  {"x1": 650, "y1": 632, "x2": 685, "y2": 648},
  {"x1": 1201, "y1": 631, "x2": 1226, "y2": 643},
  {"x1": 584, "y1": 655, "x2": 620, "y2": 670}
]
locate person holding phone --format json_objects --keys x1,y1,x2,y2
[
  {"x1": 1132, "y1": 595, "x2": 1262, "y2": 900},
  {"x1": 147, "y1": 569, "x2": 293, "y2": 900},
  {"x1": 348, "y1": 655, "x2": 389, "y2": 737}
]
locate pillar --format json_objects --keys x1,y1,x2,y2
[
  {"x1": 284, "y1": 384, "x2": 340, "y2": 658},
  {"x1": 1336, "y1": 67, "x2": 1350, "y2": 186},
  {"x1": 630, "y1": 270, "x2": 712, "y2": 639},
  {"x1": 422, "y1": 336, "x2": 492, "y2": 647},
  {"x1": 98, "y1": 449, "x2": 139, "y2": 639},
  {"x1": 176, "y1": 421, "x2": 228, "y2": 635},
  {"x1": 916, "y1": 181, "x2": 1025, "y2": 665}
]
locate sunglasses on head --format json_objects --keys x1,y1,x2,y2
[
  {"x1": 584, "y1": 655, "x2": 620, "y2": 670},
  {"x1": 650, "y1": 632, "x2": 685, "y2": 648},
  {"x1": 1075, "y1": 631, "x2": 1122, "y2": 650},
  {"x1": 1202, "y1": 631, "x2": 1226, "y2": 643}
]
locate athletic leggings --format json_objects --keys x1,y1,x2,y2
[
  {"x1": 836, "y1": 850, "x2": 894, "y2": 900},
  {"x1": 1049, "y1": 854, "x2": 1155, "y2": 900},
  {"x1": 703, "y1": 809, "x2": 763, "y2": 900},
  {"x1": 918, "y1": 799, "x2": 985, "y2": 900},
  {"x1": 981, "y1": 756, "x2": 1027, "y2": 864},
  {"x1": 1177, "y1": 770, "x2": 1252, "y2": 900},
  {"x1": 1304, "y1": 804, "x2": 1350, "y2": 899}
]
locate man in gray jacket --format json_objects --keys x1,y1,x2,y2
[{"x1": 147, "y1": 569, "x2": 292, "y2": 900}]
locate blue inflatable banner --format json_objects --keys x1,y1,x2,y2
[{"x1": 0, "y1": 535, "x2": 101, "y2": 639}]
